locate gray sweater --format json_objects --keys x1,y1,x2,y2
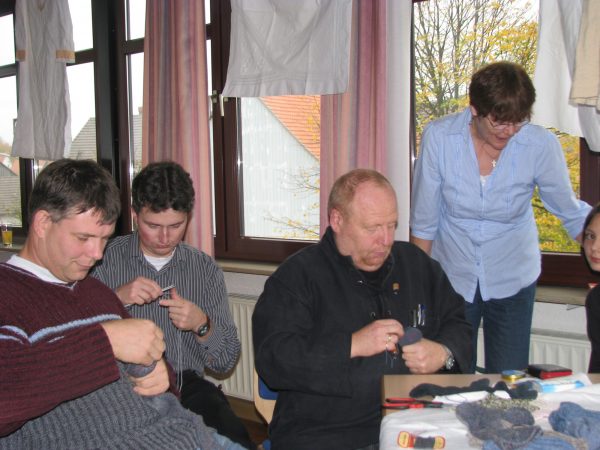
[{"x1": 1, "y1": 365, "x2": 224, "y2": 449}]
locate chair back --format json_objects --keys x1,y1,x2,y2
[{"x1": 253, "y1": 369, "x2": 277, "y2": 424}]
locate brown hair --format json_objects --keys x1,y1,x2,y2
[
  {"x1": 29, "y1": 159, "x2": 121, "y2": 225},
  {"x1": 469, "y1": 61, "x2": 535, "y2": 123}
]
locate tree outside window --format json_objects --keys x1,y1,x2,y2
[{"x1": 413, "y1": 0, "x2": 581, "y2": 254}]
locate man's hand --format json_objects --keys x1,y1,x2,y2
[
  {"x1": 158, "y1": 288, "x2": 208, "y2": 334},
  {"x1": 130, "y1": 358, "x2": 170, "y2": 396},
  {"x1": 101, "y1": 318, "x2": 165, "y2": 366},
  {"x1": 401, "y1": 338, "x2": 448, "y2": 374},
  {"x1": 351, "y1": 319, "x2": 404, "y2": 358},
  {"x1": 115, "y1": 276, "x2": 162, "y2": 306}
]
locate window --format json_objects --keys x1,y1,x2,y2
[
  {"x1": 3, "y1": 0, "x2": 598, "y2": 287},
  {"x1": 238, "y1": 96, "x2": 320, "y2": 241},
  {"x1": 0, "y1": 10, "x2": 20, "y2": 229},
  {"x1": 209, "y1": 0, "x2": 318, "y2": 262},
  {"x1": 412, "y1": 0, "x2": 600, "y2": 286},
  {"x1": 0, "y1": 0, "x2": 134, "y2": 236}
]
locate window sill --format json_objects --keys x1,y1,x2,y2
[
  {"x1": 217, "y1": 260, "x2": 590, "y2": 306},
  {"x1": 536, "y1": 285, "x2": 588, "y2": 307},
  {"x1": 0, "y1": 245, "x2": 21, "y2": 254},
  {"x1": 217, "y1": 259, "x2": 277, "y2": 277}
]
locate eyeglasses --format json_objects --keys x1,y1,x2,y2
[{"x1": 485, "y1": 116, "x2": 529, "y2": 131}]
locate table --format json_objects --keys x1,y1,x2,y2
[
  {"x1": 382, "y1": 373, "x2": 600, "y2": 407},
  {"x1": 382, "y1": 373, "x2": 501, "y2": 413},
  {"x1": 380, "y1": 373, "x2": 600, "y2": 450}
]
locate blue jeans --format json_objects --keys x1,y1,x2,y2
[
  {"x1": 464, "y1": 282, "x2": 536, "y2": 373},
  {"x1": 212, "y1": 433, "x2": 249, "y2": 450}
]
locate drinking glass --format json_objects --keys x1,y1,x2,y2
[{"x1": 1, "y1": 223, "x2": 12, "y2": 247}]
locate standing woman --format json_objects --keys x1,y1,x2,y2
[
  {"x1": 583, "y1": 204, "x2": 600, "y2": 373},
  {"x1": 410, "y1": 61, "x2": 591, "y2": 373}
]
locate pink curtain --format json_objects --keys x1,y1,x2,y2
[
  {"x1": 143, "y1": 0, "x2": 214, "y2": 254},
  {"x1": 319, "y1": 0, "x2": 388, "y2": 234}
]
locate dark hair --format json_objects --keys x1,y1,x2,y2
[
  {"x1": 583, "y1": 203, "x2": 600, "y2": 233},
  {"x1": 131, "y1": 161, "x2": 195, "y2": 214},
  {"x1": 327, "y1": 168, "x2": 395, "y2": 219},
  {"x1": 469, "y1": 61, "x2": 535, "y2": 123},
  {"x1": 28, "y1": 159, "x2": 121, "y2": 224},
  {"x1": 582, "y1": 203, "x2": 600, "y2": 275}
]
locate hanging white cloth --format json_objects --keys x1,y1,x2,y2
[
  {"x1": 12, "y1": 0, "x2": 75, "y2": 160},
  {"x1": 222, "y1": 0, "x2": 352, "y2": 97},
  {"x1": 532, "y1": 0, "x2": 600, "y2": 151},
  {"x1": 569, "y1": 0, "x2": 600, "y2": 110}
]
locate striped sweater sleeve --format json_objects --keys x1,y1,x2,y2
[{"x1": 0, "y1": 269, "x2": 122, "y2": 436}]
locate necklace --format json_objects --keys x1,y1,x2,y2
[
  {"x1": 470, "y1": 120, "x2": 499, "y2": 169},
  {"x1": 480, "y1": 146, "x2": 499, "y2": 169}
]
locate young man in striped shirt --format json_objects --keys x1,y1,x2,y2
[{"x1": 91, "y1": 161, "x2": 254, "y2": 449}]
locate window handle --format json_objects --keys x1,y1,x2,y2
[{"x1": 210, "y1": 90, "x2": 229, "y2": 117}]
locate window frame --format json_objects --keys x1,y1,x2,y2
[
  {"x1": 0, "y1": 0, "x2": 135, "y2": 236},
  {"x1": 539, "y1": 140, "x2": 600, "y2": 287},
  {"x1": 208, "y1": 0, "x2": 310, "y2": 263},
  {"x1": 408, "y1": 0, "x2": 600, "y2": 289},
  {"x1": 2, "y1": 0, "x2": 599, "y2": 288}
]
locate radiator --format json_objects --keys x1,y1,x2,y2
[
  {"x1": 206, "y1": 294, "x2": 257, "y2": 401},
  {"x1": 476, "y1": 328, "x2": 591, "y2": 373}
]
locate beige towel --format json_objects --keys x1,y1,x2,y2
[{"x1": 569, "y1": 0, "x2": 600, "y2": 110}]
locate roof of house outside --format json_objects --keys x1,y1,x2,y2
[{"x1": 260, "y1": 96, "x2": 320, "y2": 160}]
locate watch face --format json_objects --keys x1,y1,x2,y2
[{"x1": 197, "y1": 318, "x2": 210, "y2": 337}]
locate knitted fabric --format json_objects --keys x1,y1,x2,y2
[
  {"x1": 410, "y1": 378, "x2": 493, "y2": 398},
  {"x1": 482, "y1": 434, "x2": 578, "y2": 450},
  {"x1": 409, "y1": 379, "x2": 537, "y2": 400},
  {"x1": 549, "y1": 401, "x2": 600, "y2": 450},
  {"x1": 0, "y1": 366, "x2": 223, "y2": 449},
  {"x1": 456, "y1": 402, "x2": 542, "y2": 450},
  {"x1": 483, "y1": 430, "x2": 587, "y2": 450}
]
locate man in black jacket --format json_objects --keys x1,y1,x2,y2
[{"x1": 253, "y1": 168, "x2": 472, "y2": 450}]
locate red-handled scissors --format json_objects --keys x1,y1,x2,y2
[{"x1": 382, "y1": 397, "x2": 443, "y2": 410}]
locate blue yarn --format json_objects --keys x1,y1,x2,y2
[
  {"x1": 483, "y1": 435, "x2": 577, "y2": 450},
  {"x1": 549, "y1": 402, "x2": 600, "y2": 450}
]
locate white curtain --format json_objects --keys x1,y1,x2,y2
[
  {"x1": 12, "y1": 0, "x2": 74, "y2": 160},
  {"x1": 533, "y1": 0, "x2": 600, "y2": 151},
  {"x1": 387, "y1": 0, "x2": 412, "y2": 241},
  {"x1": 222, "y1": 0, "x2": 352, "y2": 97}
]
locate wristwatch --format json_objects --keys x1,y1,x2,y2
[
  {"x1": 441, "y1": 344, "x2": 455, "y2": 371},
  {"x1": 195, "y1": 316, "x2": 211, "y2": 337}
]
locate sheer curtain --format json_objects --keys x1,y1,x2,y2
[
  {"x1": 319, "y1": 0, "x2": 387, "y2": 235},
  {"x1": 142, "y1": 0, "x2": 214, "y2": 253},
  {"x1": 319, "y1": 0, "x2": 412, "y2": 238}
]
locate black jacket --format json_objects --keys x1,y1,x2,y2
[{"x1": 252, "y1": 227, "x2": 472, "y2": 450}]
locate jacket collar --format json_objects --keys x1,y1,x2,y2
[{"x1": 321, "y1": 226, "x2": 395, "y2": 285}]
